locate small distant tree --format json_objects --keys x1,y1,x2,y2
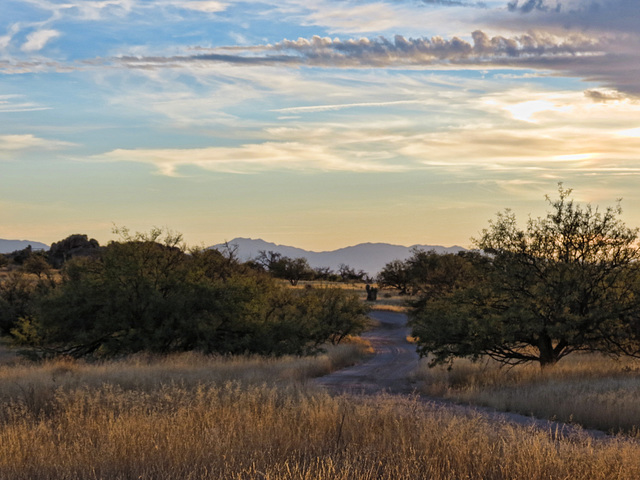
[
  {"x1": 313, "y1": 266, "x2": 339, "y2": 282},
  {"x1": 256, "y1": 250, "x2": 314, "y2": 285},
  {"x1": 9, "y1": 246, "x2": 33, "y2": 265},
  {"x1": 255, "y1": 250, "x2": 282, "y2": 270},
  {"x1": 22, "y1": 254, "x2": 52, "y2": 279},
  {"x1": 410, "y1": 186, "x2": 640, "y2": 369},
  {"x1": 281, "y1": 257, "x2": 314, "y2": 286},
  {"x1": 377, "y1": 259, "x2": 412, "y2": 295},
  {"x1": 338, "y1": 263, "x2": 369, "y2": 283}
]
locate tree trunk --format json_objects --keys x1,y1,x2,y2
[{"x1": 537, "y1": 334, "x2": 558, "y2": 370}]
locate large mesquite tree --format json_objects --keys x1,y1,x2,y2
[
  {"x1": 410, "y1": 186, "x2": 640, "y2": 368},
  {"x1": 13, "y1": 228, "x2": 368, "y2": 358}
]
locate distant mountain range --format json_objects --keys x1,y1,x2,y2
[
  {"x1": 212, "y1": 238, "x2": 466, "y2": 276},
  {"x1": 0, "y1": 238, "x2": 49, "y2": 254}
]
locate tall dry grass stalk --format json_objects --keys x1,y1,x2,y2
[
  {"x1": 2, "y1": 382, "x2": 640, "y2": 479},
  {"x1": 411, "y1": 353, "x2": 640, "y2": 433},
  {"x1": 3, "y1": 345, "x2": 640, "y2": 478}
]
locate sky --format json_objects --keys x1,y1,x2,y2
[{"x1": 1, "y1": 0, "x2": 640, "y2": 251}]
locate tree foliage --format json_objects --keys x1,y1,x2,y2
[
  {"x1": 338, "y1": 264, "x2": 370, "y2": 283},
  {"x1": 10, "y1": 228, "x2": 368, "y2": 358},
  {"x1": 377, "y1": 249, "x2": 478, "y2": 296},
  {"x1": 409, "y1": 186, "x2": 640, "y2": 368},
  {"x1": 0, "y1": 272, "x2": 39, "y2": 336},
  {"x1": 255, "y1": 250, "x2": 315, "y2": 285}
]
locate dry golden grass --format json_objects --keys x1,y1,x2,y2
[
  {"x1": 370, "y1": 303, "x2": 409, "y2": 313},
  {"x1": 0, "y1": 344, "x2": 367, "y2": 406},
  {"x1": 3, "y1": 379, "x2": 640, "y2": 479},
  {"x1": 3, "y1": 341, "x2": 640, "y2": 478},
  {"x1": 411, "y1": 353, "x2": 640, "y2": 434},
  {"x1": 276, "y1": 280, "x2": 412, "y2": 312}
]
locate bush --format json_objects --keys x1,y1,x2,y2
[{"x1": 14, "y1": 229, "x2": 370, "y2": 358}]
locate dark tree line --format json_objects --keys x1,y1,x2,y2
[
  {"x1": 251, "y1": 250, "x2": 371, "y2": 285},
  {"x1": 2, "y1": 228, "x2": 369, "y2": 359}
]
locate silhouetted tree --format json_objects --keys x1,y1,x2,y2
[
  {"x1": 410, "y1": 186, "x2": 640, "y2": 369},
  {"x1": 256, "y1": 250, "x2": 314, "y2": 285},
  {"x1": 338, "y1": 264, "x2": 369, "y2": 283}
]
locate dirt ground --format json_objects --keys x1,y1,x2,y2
[{"x1": 315, "y1": 310, "x2": 419, "y2": 395}]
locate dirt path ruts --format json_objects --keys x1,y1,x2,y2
[
  {"x1": 316, "y1": 311, "x2": 612, "y2": 440},
  {"x1": 316, "y1": 310, "x2": 419, "y2": 395}
]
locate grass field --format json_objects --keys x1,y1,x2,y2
[
  {"x1": 2, "y1": 349, "x2": 640, "y2": 479},
  {"x1": 411, "y1": 353, "x2": 640, "y2": 435}
]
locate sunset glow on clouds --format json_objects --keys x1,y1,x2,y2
[{"x1": 1, "y1": 0, "x2": 640, "y2": 249}]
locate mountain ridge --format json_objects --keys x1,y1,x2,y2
[
  {"x1": 213, "y1": 237, "x2": 466, "y2": 275},
  {"x1": 0, "y1": 238, "x2": 49, "y2": 254}
]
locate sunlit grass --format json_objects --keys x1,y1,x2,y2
[
  {"x1": 3, "y1": 339, "x2": 640, "y2": 478},
  {"x1": 2, "y1": 378, "x2": 640, "y2": 479},
  {"x1": 0, "y1": 343, "x2": 368, "y2": 408},
  {"x1": 411, "y1": 353, "x2": 640, "y2": 434},
  {"x1": 287, "y1": 281, "x2": 410, "y2": 312}
]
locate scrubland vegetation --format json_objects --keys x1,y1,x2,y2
[
  {"x1": 5, "y1": 187, "x2": 640, "y2": 478},
  {"x1": 2, "y1": 352, "x2": 640, "y2": 479},
  {"x1": 0, "y1": 228, "x2": 369, "y2": 359}
]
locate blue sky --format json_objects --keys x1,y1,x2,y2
[{"x1": 2, "y1": 0, "x2": 640, "y2": 250}]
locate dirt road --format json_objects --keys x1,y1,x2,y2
[
  {"x1": 316, "y1": 311, "x2": 419, "y2": 395},
  {"x1": 316, "y1": 310, "x2": 612, "y2": 440}
]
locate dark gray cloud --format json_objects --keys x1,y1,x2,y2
[
  {"x1": 584, "y1": 88, "x2": 626, "y2": 102},
  {"x1": 486, "y1": 0, "x2": 640, "y2": 95},
  {"x1": 127, "y1": 31, "x2": 639, "y2": 97},
  {"x1": 117, "y1": 31, "x2": 601, "y2": 70},
  {"x1": 117, "y1": 32, "x2": 638, "y2": 93},
  {"x1": 507, "y1": 0, "x2": 560, "y2": 13},
  {"x1": 500, "y1": 0, "x2": 639, "y2": 34},
  {"x1": 419, "y1": 0, "x2": 487, "y2": 7}
]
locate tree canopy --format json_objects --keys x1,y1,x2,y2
[
  {"x1": 409, "y1": 186, "x2": 640, "y2": 368},
  {"x1": 9, "y1": 228, "x2": 369, "y2": 358}
]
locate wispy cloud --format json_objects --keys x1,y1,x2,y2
[
  {"x1": 272, "y1": 100, "x2": 429, "y2": 114},
  {"x1": 20, "y1": 0, "x2": 135, "y2": 21},
  {"x1": 179, "y1": 1, "x2": 227, "y2": 13},
  {"x1": 0, "y1": 134, "x2": 75, "y2": 159},
  {"x1": 0, "y1": 95, "x2": 50, "y2": 113},
  {"x1": 88, "y1": 86, "x2": 640, "y2": 180},
  {"x1": 92, "y1": 142, "x2": 410, "y2": 176},
  {"x1": 21, "y1": 29, "x2": 61, "y2": 52}
]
